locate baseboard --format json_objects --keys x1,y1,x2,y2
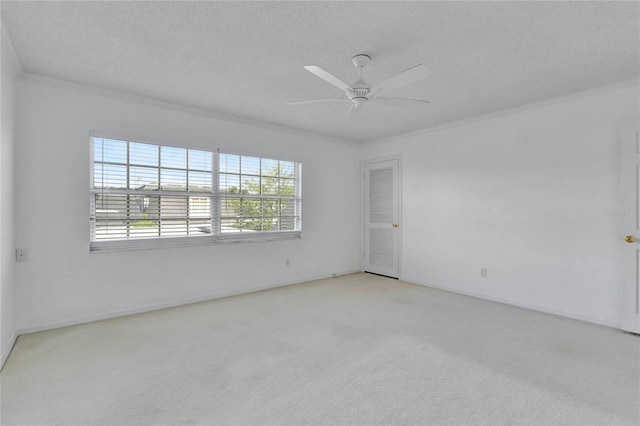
[
  {"x1": 402, "y1": 275, "x2": 620, "y2": 329},
  {"x1": 1, "y1": 332, "x2": 18, "y2": 371},
  {"x1": 17, "y1": 270, "x2": 361, "y2": 336}
]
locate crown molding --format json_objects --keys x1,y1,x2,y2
[
  {"x1": 19, "y1": 72, "x2": 361, "y2": 147},
  {"x1": 365, "y1": 77, "x2": 640, "y2": 146}
]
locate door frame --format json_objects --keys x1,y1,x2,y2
[{"x1": 360, "y1": 155, "x2": 402, "y2": 278}]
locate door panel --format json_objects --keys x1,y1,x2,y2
[
  {"x1": 620, "y1": 125, "x2": 640, "y2": 333},
  {"x1": 369, "y1": 228, "x2": 394, "y2": 268},
  {"x1": 369, "y1": 168, "x2": 394, "y2": 223},
  {"x1": 364, "y1": 159, "x2": 399, "y2": 278}
]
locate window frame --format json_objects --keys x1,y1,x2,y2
[{"x1": 90, "y1": 136, "x2": 302, "y2": 252}]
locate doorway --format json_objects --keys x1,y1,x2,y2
[{"x1": 362, "y1": 158, "x2": 400, "y2": 278}]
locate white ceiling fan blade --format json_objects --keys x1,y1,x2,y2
[
  {"x1": 373, "y1": 96, "x2": 431, "y2": 107},
  {"x1": 347, "y1": 103, "x2": 363, "y2": 119},
  {"x1": 304, "y1": 66, "x2": 353, "y2": 93},
  {"x1": 347, "y1": 104, "x2": 356, "y2": 119},
  {"x1": 371, "y1": 64, "x2": 432, "y2": 94},
  {"x1": 288, "y1": 98, "x2": 348, "y2": 106}
]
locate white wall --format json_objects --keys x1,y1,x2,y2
[
  {"x1": 1, "y1": 26, "x2": 21, "y2": 368},
  {"x1": 14, "y1": 75, "x2": 361, "y2": 332},
  {"x1": 361, "y1": 82, "x2": 640, "y2": 327},
  {"x1": 9, "y1": 65, "x2": 639, "y2": 336}
]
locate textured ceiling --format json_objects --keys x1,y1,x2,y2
[{"x1": 2, "y1": 1, "x2": 639, "y2": 143}]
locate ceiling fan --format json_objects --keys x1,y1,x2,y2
[{"x1": 288, "y1": 54, "x2": 432, "y2": 118}]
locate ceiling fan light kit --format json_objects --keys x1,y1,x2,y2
[{"x1": 289, "y1": 53, "x2": 432, "y2": 118}]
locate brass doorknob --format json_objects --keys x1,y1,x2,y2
[
  {"x1": 392, "y1": 224, "x2": 399, "y2": 228},
  {"x1": 625, "y1": 235, "x2": 636, "y2": 243}
]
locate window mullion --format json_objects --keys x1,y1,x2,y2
[
  {"x1": 157, "y1": 144, "x2": 162, "y2": 237},
  {"x1": 186, "y1": 149, "x2": 190, "y2": 235},
  {"x1": 126, "y1": 141, "x2": 131, "y2": 240},
  {"x1": 213, "y1": 150, "x2": 220, "y2": 238}
]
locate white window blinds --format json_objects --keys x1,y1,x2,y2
[
  {"x1": 219, "y1": 154, "x2": 301, "y2": 234},
  {"x1": 90, "y1": 137, "x2": 301, "y2": 251}
]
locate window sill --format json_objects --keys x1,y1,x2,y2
[{"x1": 90, "y1": 231, "x2": 302, "y2": 253}]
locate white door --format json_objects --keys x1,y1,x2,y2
[
  {"x1": 620, "y1": 124, "x2": 640, "y2": 333},
  {"x1": 363, "y1": 159, "x2": 400, "y2": 278}
]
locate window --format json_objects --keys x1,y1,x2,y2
[
  {"x1": 91, "y1": 137, "x2": 301, "y2": 251},
  {"x1": 220, "y1": 154, "x2": 300, "y2": 233}
]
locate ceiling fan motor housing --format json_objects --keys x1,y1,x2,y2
[
  {"x1": 348, "y1": 88, "x2": 371, "y2": 107},
  {"x1": 350, "y1": 88, "x2": 370, "y2": 98}
]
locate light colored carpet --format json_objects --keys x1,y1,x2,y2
[{"x1": 1, "y1": 273, "x2": 638, "y2": 425}]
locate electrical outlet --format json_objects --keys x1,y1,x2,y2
[
  {"x1": 16, "y1": 249, "x2": 28, "y2": 262},
  {"x1": 480, "y1": 268, "x2": 488, "y2": 278}
]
